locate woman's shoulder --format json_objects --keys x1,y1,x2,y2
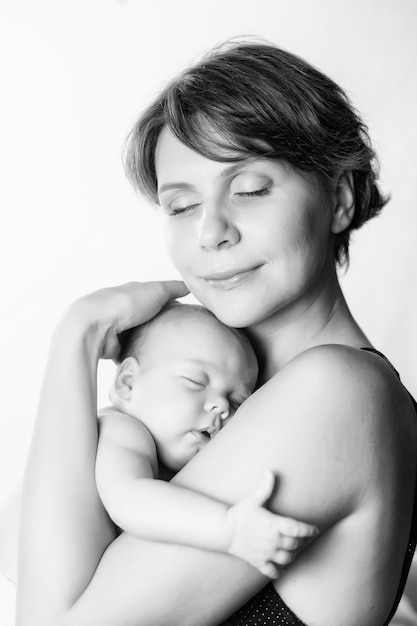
[
  {"x1": 261, "y1": 343, "x2": 412, "y2": 421},
  {"x1": 287, "y1": 342, "x2": 398, "y2": 381},
  {"x1": 238, "y1": 343, "x2": 416, "y2": 525},
  {"x1": 247, "y1": 343, "x2": 415, "y2": 495}
]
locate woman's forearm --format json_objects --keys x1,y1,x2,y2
[
  {"x1": 17, "y1": 317, "x2": 116, "y2": 626},
  {"x1": 16, "y1": 281, "x2": 189, "y2": 626}
]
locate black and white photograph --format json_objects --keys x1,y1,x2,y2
[{"x1": 0, "y1": 1, "x2": 416, "y2": 624}]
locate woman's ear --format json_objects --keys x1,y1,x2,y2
[
  {"x1": 113, "y1": 357, "x2": 140, "y2": 401},
  {"x1": 331, "y1": 171, "x2": 355, "y2": 234}
]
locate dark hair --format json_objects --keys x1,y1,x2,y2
[{"x1": 124, "y1": 40, "x2": 388, "y2": 265}]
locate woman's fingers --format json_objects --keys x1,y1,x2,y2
[
  {"x1": 161, "y1": 280, "x2": 190, "y2": 300},
  {"x1": 62, "y1": 280, "x2": 189, "y2": 360},
  {"x1": 110, "y1": 280, "x2": 189, "y2": 331},
  {"x1": 103, "y1": 282, "x2": 188, "y2": 359}
]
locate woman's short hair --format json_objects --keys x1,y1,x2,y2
[{"x1": 124, "y1": 40, "x2": 388, "y2": 265}]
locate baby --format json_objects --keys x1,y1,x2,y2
[{"x1": 96, "y1": 302, "x2": 317, "y2": 577}]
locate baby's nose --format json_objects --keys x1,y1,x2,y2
[
  {"x1": 204, "y1": 397, "x2": 230, "y2": 422},
  {"x1": 208, "y1": 413, "x2": 221, "y2": 437}
]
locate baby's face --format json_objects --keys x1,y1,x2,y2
[{"x1": 129, "y1": 313, "x2": 258, "y2": 471}]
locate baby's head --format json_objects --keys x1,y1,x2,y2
[{"x1": 112, "y1": 302, "x2": 258, "y2": 470}]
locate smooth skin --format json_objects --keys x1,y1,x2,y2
[
  {"x1": 16, "y1": 130, "x2": 417, "y2": 626},
  {"x1": 95, "y1": 314, "x2": 316, "y2": 576}
]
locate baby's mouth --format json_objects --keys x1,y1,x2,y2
[{"x1": 191, "y1": 429, "x2": 212, "y2": 443}]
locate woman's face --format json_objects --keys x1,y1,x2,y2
[{"x1": 155, "y1": 128, "x2": 336, "y2": 328}]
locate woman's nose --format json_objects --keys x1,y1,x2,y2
[{"x1": 198, "y1": 209, "x2": 240, "y2": 250}]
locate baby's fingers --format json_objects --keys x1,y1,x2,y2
[
  {"x1": 276, "y1": 517, "x2": 318, "y2": 538},
  {"x1": 249, "y1": 470, "x2": 276, "y2": 507},
  {"x1": 276, "y1": 534, "x2": 302, "y2": 551},
  {"x1": 272, "y1": 549, "x2": 296, "y2": 567},
  {"x1": 258, "y1": 562, "x2": 280, "y2": 579}
]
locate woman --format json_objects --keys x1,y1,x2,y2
[{"x1": 16, "y1": 41, "x2": 417, "y2": 626}]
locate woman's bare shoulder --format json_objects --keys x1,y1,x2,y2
[
  {"x1": 258, "y1": 343, "x2": 412, "y2": 426},
  {"x1": 200, "y1": 343, "x2": 415, "y2": 527},
  {"x1": 252, "y1": 343, "x2": 415, "y2": 474}
]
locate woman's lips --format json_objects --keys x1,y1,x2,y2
[{"x1": 201, "y1": 266, "x2": 262, "y2": 290}]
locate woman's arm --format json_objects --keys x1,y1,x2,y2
[
  {"x1": 96, "y1": 411, "x2": 317, "y2": 575},
  {"x1": 17, "y1": 315, "x2": 114, "y2": 624},
  {"x1": 16, "y1": 281, "x2": 189, "y2": 625},
  {"x1": 55, "y1": 346, "x2": 409, "y2": 626},
  {"x1": 16, "y1": 284, "x2": 381, "y2": 626}
]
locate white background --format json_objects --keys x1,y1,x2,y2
[{"x1": 0, "y1": 0, "x2": 416, "y2": 507}]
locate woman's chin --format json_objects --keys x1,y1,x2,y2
[
  {"x1": 199, "y1": 301, "x2": 264, "y2": 329},
  {"x1": 186, "y1": 284, "x2": 271, "y2": 328}
]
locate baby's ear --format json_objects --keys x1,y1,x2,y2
[{"x1": 113, "y1": 357, "x2": 140, "y2": 401}]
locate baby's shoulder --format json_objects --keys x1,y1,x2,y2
[{"x1": 98, "y1": 406, "x2": 157, "y2": 452}]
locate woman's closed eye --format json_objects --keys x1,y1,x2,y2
[
  {"x1": 168, "y1": 203, "x2": 200, "y2": 216},
  {"x1": 230, "y1": 174, "x2": 273, "y2": 199},
  {"x1": 234, "y1": 186, "x2": 271, "y2": 198},
  {"x1": 161, "y1": 192, "x2": 201, "y2": 216}
]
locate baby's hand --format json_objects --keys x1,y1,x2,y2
[{"x1": 226, "y1": 471, "x2": 318, "y2": 579}]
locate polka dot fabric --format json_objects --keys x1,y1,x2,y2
[{"x1": 224, "y1": 583, "x2": 308, "y2": 625}]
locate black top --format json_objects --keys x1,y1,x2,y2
[{"x1": 361, "y1": 348, "x2": 417, "y2": 625}]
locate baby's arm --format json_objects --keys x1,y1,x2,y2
[{"x1": 95, "y1": 409, "x2": 317, "y2": 578}]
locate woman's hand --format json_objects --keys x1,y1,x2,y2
[{"x1": 59, "y1": 280, "x2": 189, "y2": 360}]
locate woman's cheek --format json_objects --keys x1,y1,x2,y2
[
  {"x1": 164, "y1": 223, "x2": 183, "y2": 267},
  {"x1": 164, "y1": 223, "x2": 195, "y2": 277}
]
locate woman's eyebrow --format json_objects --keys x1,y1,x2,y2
[
  {"x1": 158, "y1": 182, "x2": 194, "y2": 195},
  {"x1": 219, "y1": 161, "x2": 250, "y2": 179}
]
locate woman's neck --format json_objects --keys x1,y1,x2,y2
[{"x1": 246, "y1": 266, "x2": 370, "y2": 383}]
